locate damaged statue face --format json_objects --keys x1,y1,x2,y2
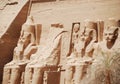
[
  {"x1": 80, "y1": 28, "x2": 94, "y2": 41},
  {"x1": 18, "y1": 33, "x2": 31, "y2": 44},
  {"x1": 104, "y1": 27, "x2": 119, "y2": 42}
]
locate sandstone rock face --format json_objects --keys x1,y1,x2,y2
[{"x1": 0, "y1": 0, "x2": 29, "y2": 83}]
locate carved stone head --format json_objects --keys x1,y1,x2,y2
[
  {"x1": 18, "y1": 33, "x2": 31, "y2": 45},
  {"x1": 104, "y1": 19, "x2": 120, "y2": 49},
  {"x1": 104, "y1": 19, "x2": 119, "y2": 42},
  {"x1": 25, "y1": 15, "x2": 34, "y2": 25},
  {"x1": 73, "y1": 23, "x2": 80, "y2": 33},
  {"x1": 80, "y1": 21, "x2": 97, "y2": 42}
]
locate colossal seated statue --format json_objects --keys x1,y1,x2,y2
[
  {"x1": 24, "y1": 24, "x2": 65, "y2": 84},
  {"x1": 2, "y1": 16, "x2": 41, "y2": 84},
  {"x1": 74, "y1": 21, "x2": 98, "y2": 84},
  {"x1": 65, "y1": 21, "x2": 98, "y2": 84},
  {"x1": 93, "y1": 19, "x2": 120, "y2": 61},
  {"x1": 91, "y1": 19, "x2": 120, "y2": 84}
]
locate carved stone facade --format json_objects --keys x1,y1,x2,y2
[
  {"x1": 1, "y1": 0, "x2": 120, "y2": 84},
  {"x1": 2, "y1": 16, "x2": 120, "y2": 84}
]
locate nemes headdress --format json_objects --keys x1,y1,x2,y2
[
  {"x1": 106, "y1": 18, "x2": 120, "y2": 30},
  {"x1": 83, "y1": 20, "x2": 97, "y2": 41}
]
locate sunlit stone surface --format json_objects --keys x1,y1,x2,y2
[{"x1": 0, "y1": 0, "x2": 120, "y2": 84}]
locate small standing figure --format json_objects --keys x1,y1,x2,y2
[
  {"x1": 67, "y1": 23, "x2": 80, "y2": 62},
  {"x1": 71, "y1": 23, "x2": 80, "y2": 52},
  {"x1": 65, "y1": 23, "x2": 81, "y2": 84}
]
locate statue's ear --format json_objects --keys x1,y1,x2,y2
[
  {"x1": 114, "y1": 28, "x2": 119, "y2": 37},
  {"x1": 89, "y1": 30, "x2": 93, "y2": 37},
  {"x1": 28, "y1": 34, "x2": 31, "y2": 38},
  {"x1": 89, "y1": 30, "x2": 95, "y2": 37}
]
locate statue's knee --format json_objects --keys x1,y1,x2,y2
[
  {"x1": 4, "y1": 68, "x2": 10, "y2": 74},
  {"x1": 4, "y1": 64, "x2": 11, "y2": 68},
  {"x1": 4, "y1": 66, "x2": 9, "y2": 70},
  {"x1": 25, "y1": 66, "x2": 33, "y2": 73},
  {"x1": 34, "y1": 66, "x2": 42, "y2": 71},
  {"x1": 12, "y1": 67, "x2": 20, "y2": 72},
  {"x1": 33, "y1": 66, "x2": 45, "y2": 73},
  {"x1": 66, "y1": 66, "x2": 73, "y2": 71}
]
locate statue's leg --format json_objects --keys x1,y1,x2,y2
[
  {"x1": 10, "y1": 66, "x2": 21, "y2": 84},
  {"x1": 65, "y1": 65, "x2": 74, "y2": 84},
  {"x1": 74, "y1": 65, "x2": 83, "y2": 84},
  {"x1": 32, "y1": 66, "x2": 44, "y2": 84},
  {"x1": 2, "y1": 67, "x2": 11, "y2": 84},
  {"x1": 24, "y1": 66, "x2": 33, "y2": 84},
  {"x1": 20, "y1": 72, "x2": 25, "y2": 84}
]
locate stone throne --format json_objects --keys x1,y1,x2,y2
[
  {"x1": 2, "y1": 16, "x2": 42, "y2": 84},
  {"x1": 24, "y1": 23, "x2": 66, "y2": 84}
]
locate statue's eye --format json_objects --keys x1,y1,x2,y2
[
  {"x1": 109, "y1": 33, "x2": 113, "y2": 35},
  {"x1": 76, "y1": 35, "x2": 78, "y2": 38},
  {"x1": 81, "y1": 35, "x2": 83, "y2": 37},
  {"x1": 84, "y1": 34, "x2": 88, "y2": 36},
  {"x1": 104, "y1": 33, "x2": 108, "y2": 36}
]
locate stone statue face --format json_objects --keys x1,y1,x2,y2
[
  {"x1": 104, "y1": 29, "x2": 114, "y2": 42},
  {"x1": 19, "y1": 33, "x2": 31, "y2": 44},
  {"x1": 80, "y1": 28, "x2": 93, "y2": 41},
  {"x1": 80, "y1": 32, "x2": 88, "y2": 41},
  {"x1": 104, "y1": 27, "x2": 118, "y2": 42},
  {"x1": 73, "y1": 23, "x2": 80, "y2": 33}
]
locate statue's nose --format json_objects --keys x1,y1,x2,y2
[
  {"x1": 81, "y1": 37, "x2": 85, "y2": 41},
  {"x1": 106, "y1": 37, "x2": 110, "y2": 40}
]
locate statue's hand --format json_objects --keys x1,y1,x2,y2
[
  {"x1": 67, "y1": 53, "x2": 75, "y2": 60},
  {"x1": 5, "y1": 61, "x2": 16, "y2": 66},
  {"x1": 67, "y1": 57, "x2": 77, "y2": 64},
  {"x1": 28, "y1": 60, "x2": 38, "y2": 65}
]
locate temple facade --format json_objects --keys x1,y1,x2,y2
[{"x1": 0, "y1": 0, "x2": 120, "y2": 84}]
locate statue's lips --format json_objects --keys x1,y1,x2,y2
[
  {"x1": 106, "y1": 38, "x2": 111, "y2": 41},
  {"x1": 81, "y1": 38, "x2": 85, "y2": 41}
]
